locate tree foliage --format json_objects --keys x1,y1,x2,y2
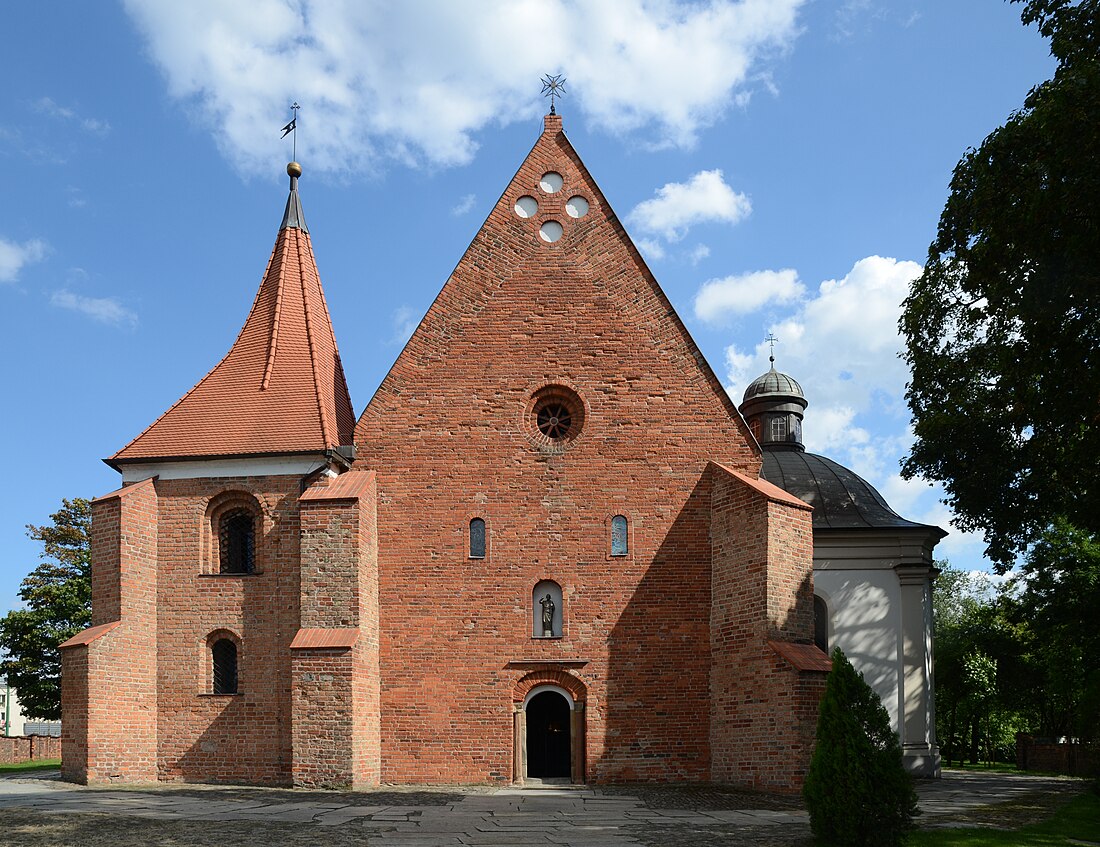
[
  {"x1": 804, "y1": 647, "x2": 918, "y2": 847},
  {"x1": 1012, "y1": 520, "x2": 1100, "y2": 740},
  {"x1": 934, "y1": 537, "x2": 1100, "y2": 766},
  {"x1": 0, "y1": 498, "x2": 91, "y2": 720},
  {"x1": 900, "y1": 0, "x2": 1100, "y2": 568}
]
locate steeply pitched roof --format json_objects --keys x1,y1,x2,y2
[{"x1": 111, "y1": 167, "x2": 355, "y2": 465}]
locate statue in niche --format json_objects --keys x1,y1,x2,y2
[{"x1": 540, "y1": 593, "x2": 556, "y2": 637}]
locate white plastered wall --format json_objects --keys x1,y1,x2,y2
[{"x1": 812, "y1": 529, "x2": 941, "y2": 777}]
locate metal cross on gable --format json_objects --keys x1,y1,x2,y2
[{"x1": 541, "y1": 74, "x2": 566, "y2": 115}]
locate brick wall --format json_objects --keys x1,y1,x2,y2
[
  {"x1": 292, "y1": 471, "x2": 380, "y2": 787},
  {"x1": 1017, "y1": 736, "x2": 1100, "y2": 776},
  {"x1": 709, "y1": 464, "x2": 824, "y2": 791},
  {"x1": 354, "y1": 116, "x2": 762, "y2": 784},
  {"x1": 61, "y1": 477, "x2": 158, "y2": 783},
  {"x1": 0, "y1": 734, "x2": 61, "y2": 764},
  {"x1": 152, "y1": 474, "x2": 304, "y2": 785}
]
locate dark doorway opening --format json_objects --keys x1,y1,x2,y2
[{"x1": 526, "y1": 690, "x2": 571, "y2": 779}]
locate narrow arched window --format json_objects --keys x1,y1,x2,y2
[
  {"x1": 770, "y1": 415, "x2": 788, "y2": 441},
  {"x1": 610, "y1": 515, "x2": 628, "y2": 556},
  {"x1": 212, "y1": 639, "x2": 238, "y2": 694},
  {"x1": 469, "y1": 518, "x2": 486, "y2": 559},
  {"x1": 219, "y1": 508, "x2": 255, "y2": 574},
  {"x1": 814, "y1": 595, "x2": 829, "y2": 653}
]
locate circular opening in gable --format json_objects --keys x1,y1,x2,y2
[
  {"x1": 528, "y1": 385, "x2": 584, "y2": 447},
  {"x1": 514, "y1": 195, "x2": 538, "y2": 218},
  {"x1": 539, "y1": 221, "x2": 563, "y2": 243},
  {"x1": 540, "y1": 171, "x2": 564, "y2": 193},
  {"x1": 565, "y1": 196, "x2": 589, "y2": 218}
]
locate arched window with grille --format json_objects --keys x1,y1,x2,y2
[
  {"x1": 211, "y1": 638, "x2": 238, "y2": 694},
  {"x1": 219, "y1": 508, "x2": 255, "y2": 574},
  {"x1": 469, "y1": 518, "x2": 486, "y2": 559},
  {"x1": 610, "y1": 515, "x2": 628, "y2": 557}
]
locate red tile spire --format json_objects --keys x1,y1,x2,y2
[{"x1": 110, "y1": 164, "x2": 355, "y2": 465}]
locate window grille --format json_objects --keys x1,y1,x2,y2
[
  {"x1": 212, "y1": 639, "x2": 238, "y2": 694},
  {"x1": 219, "y1": 509, "x2": 255, "y2": 574}
]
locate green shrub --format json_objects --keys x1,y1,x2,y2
[{"x1": 803, "y1": 647, "x2": 919, "y2": 846}]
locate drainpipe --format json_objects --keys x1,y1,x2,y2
[{"x1": 3, "y1": 679, "x2": 10, "y2": 738}]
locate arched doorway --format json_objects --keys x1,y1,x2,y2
[{"x1": 524, "y1": 687, "x2": 572, "y2": 780}]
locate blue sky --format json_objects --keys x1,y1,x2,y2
[{"x1": 2, "y1": 1, "x2": 1055, "y2": 612}]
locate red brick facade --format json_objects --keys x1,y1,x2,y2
[{"x1": 61, "y1": 115, "x2": 828, "y2": 790}]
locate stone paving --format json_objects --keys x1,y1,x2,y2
[{"x1": 0, "y1": 768, "x2": 1087, "y2": 846}]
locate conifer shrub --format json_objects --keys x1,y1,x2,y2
[{"x1": 803, "y1": 647, "x2": 919, "y2": 846}]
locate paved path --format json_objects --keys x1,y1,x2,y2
[{"x1": 0, "y1": 768, "x2": 1085, "y2": 846}]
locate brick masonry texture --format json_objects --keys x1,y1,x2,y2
[
  {"x1": 0, "y1": 735, "x2": 61, "y2": 764},
  {"x1": 62, "y1": 115, "x2": 828, "y2": 791}
]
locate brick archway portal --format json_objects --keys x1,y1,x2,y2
[{"x1": 513, "y1": 683, "x2": 585, "y2": 784}]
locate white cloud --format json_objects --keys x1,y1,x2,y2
[
  {"x1": 34, "y1": 97, "x2": 111, "y2": 136},
  {"x1": 451, "y1": 193, "x2": 476, "y2": 216},
  {"x1": 688, "y1": 244, "x2": 710, "y2": 266},
  {"x1": 694, "y1": 268, "x2": 804, "y2": 323},
  {"x1": 634, "y1": 238, "x2": 666, "y2": 262},
  {"x1": 121, "y1": 0, "x2": 805, "y2": 175},
  {"x1": 0, "y1": 238, "x2": 48, "y2": 283},
  {"x1": 50, "y1": 290, "x2": 138, "y2": 328},
  {"x1": 628, "y1": 169, "x2": 751, "y2": 243},
  {"x1": 721, "y1": 255, "x2": 934, "y2": 517},
  {"x1": 390, "y1": 304, "x2": 420, "y2": 344}
]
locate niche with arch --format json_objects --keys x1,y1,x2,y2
[{"x1": 532, "y1": 580, "x2": 563, "y2": 638}]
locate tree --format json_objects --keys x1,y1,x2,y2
[
  {"x1": 1009, "y1": 520, "x2": 1100, "y2": 740},
  {"x1": 804, "y1": 647, "x2": 918, "y2": 847},
  {"x1": 0, "y1": 499, "x2": 91, "y2": 720},
  {"x1": 900, "y1": 0, "x2": 1100, "y2": 568}
]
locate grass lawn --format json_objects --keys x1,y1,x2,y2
[
  {"x1": 910, "y1": 792, "x2": 1100, "y2": 846},
  {"x1": 0, "y1": 759, "x2": 61, "y2": 773}
]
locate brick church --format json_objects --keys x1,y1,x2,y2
[{"x1": 61, "y1": 112, "x2": 939, "y2": 789}]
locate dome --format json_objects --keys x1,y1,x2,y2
[
  {"x1": 760, "y1": 450, "x2": 945, "y2": 533},
  {"x1": 742, "y1": 365, "x2": 804, "y2": 403}
]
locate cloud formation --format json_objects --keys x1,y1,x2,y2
[
  {"x1": 51, "y1": 290, "x2": 138, "y2": 328},
  {"x1": 694, "y1": 268, "x2": 804, "y2": 323},
  {"x1": 717, "y1": 254, "x2": 986, "y2": 559},
  {"x1": 0, "y1": 237, "x2": 48, "y2": 283},
  {"x1": 628, "y1": 169, "x2": 751, "y2": 243},
  {"x1": 34, "y1": 97, "x2": 111, "y2": 136},
  {"x1": 121, "y1": 0, "x2": 804, "y2": 175}
]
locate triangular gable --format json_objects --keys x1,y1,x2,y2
[{"x1": 356, "y1": 115, "x2": 757, "y2": 465}]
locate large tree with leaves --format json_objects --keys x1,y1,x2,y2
[
  {"x1": 900, "y1": 0, "x2": 1100, "y2": 567},
  {"x1": 0, "y1": 499, "x2": 91, "y2": 720}
]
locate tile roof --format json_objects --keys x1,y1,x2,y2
[
  {"x1": 112, "y1": 174, "x2": 355, "y2": 463},
  {"x1": 289, "y1": 628, "x2": 358, "y2": 649},
  {"x1": 59, "y1": 621, "x2": 121, "y2": 649},
  {"x1": 769, "y1": 640, "x2": 832, "y2": 673}
]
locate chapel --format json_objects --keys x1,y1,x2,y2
[{"x1": 60, "y1": 112, "x2": 939, "y2": 789}]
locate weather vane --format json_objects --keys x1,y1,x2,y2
[
  {"x1": 541, "y1": 74, "x2": 566, "y2": 115},
  {"x1": 765, "y1": 332, "x2": 779, "y2": 363},
  {"x1": 281, "y1": 102, "x2": 300, "y2": 161}
]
